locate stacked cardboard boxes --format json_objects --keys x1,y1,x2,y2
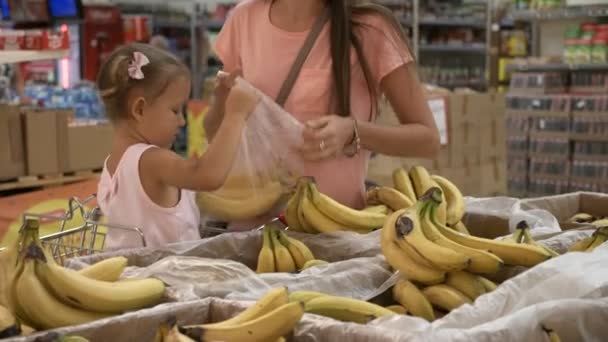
[
  {"x1": 368, "y1": 91, "x2": 507, "y2": 197},
  {"x1": 0, "y1": 105, "x2": 113, "y2": 181}
]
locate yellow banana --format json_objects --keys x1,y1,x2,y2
[
  {"x1": 363, "y1": 204, "x2": 389, "y2": 215},
  {"x1": 288, "y1": 290, "x2": 327, "y2": 304},
  {"x1": 431, "y1": 175, "x2": 465, "y2": 226},
  {"x1": 180, "y1": 302, "x2": 303, "y2": 342},
  {"x1": 77, "y1": 256, "x2": 128, "y2": 282},
  {"x1": 196, "y1": 181, "x2": 283, "y2": 221},
  {"x1": 394, "y1": 204, "x2": 470, "y2": 271},
  {"x1": 568, "y1": 235, "x2": 596, "y2": 252},
  {"x1": 542, "y1": 325, "x2": 562, "y2": 342},
  {"x1": 0, "y1": 229, "x2": 20, "y2": 308},
  {"x1": 35, "y1": 246, "x2": 165, "y2": 314},
  {"x1": 421, "y1": 199, "x2": 503, "y2": 274},
  {"x1": 567, "y1": 213, "x2": 594, "y2": 223},
  {"x1": 396, "y1": 238, "x2": 437, "y2": 269},
  {"x1": 451, "y1": 221, "x2": 471, "y2": 235},
  {"x1": 422, "y1": 285, "x2": 472, "y2": 312},
  {"x1": 308, "y1": 181, "x2": 386, "y2": 231},
  {"x1": 409, "y1": 166, "x2": 447, "y2": 224},
  {"x1": 300, "y1": 183, "x2": 345, "y2": 234},
  {"x1": 277, "y1": 230, "x2": 314, "y2": 270},
  {"x1": 477, "y1": 276, "x2": 498, "y2": 292},
  {"x1": 304, "y1": 296, "x2": 395, "y2": 324},
  {"x1": 256, "y1": 227, "x2": 275, "y2": 273},
  {"x1": 385, "y1": 305, "x2": 408, "y2": 315},
  {"x1": 155, "y1": 319, "x2": 196, "y2": 342},
  {"x1": 284, "y1": 181, "x2": 304, "y2": 232},
  {"x1": 208, "y1": 287, "x2": 288, "y2": 327},
  {"x1": 367, "y1": 186, "x2": 414, "y2": 211},
  {"x1": 392, "y1": 167, "x2": 417, "y2": 202},
  {"x1": 392, "y1": 279, "x2": 435, "y2": 321},
  {"x1": 381, "y1": 210, "x2": 445, "y2": 285},
  {"x1": 15, "y1": 256, "x2": 110, "y2": 330},
  {"x1": 519, "y1": 224, "x2": 560, "y2": 257},
  {"x1": 585, "y1": 233, "x2": 607, "y2": 252},
  {"x1": 0, "y1": 304, "x2": 20, "y2": 339},
  {"x1": 301, "y1": 259, "x2": 329, "y2": 270},
  {"x1": 591, "y1": 218, "x2": 608, "y2": 227},
  {"x1": 269, "y1": 229, "x2": 296, "y2": 273},
  {"x1": 445, "y1": 271, "x2": 486, "y2": 301}
]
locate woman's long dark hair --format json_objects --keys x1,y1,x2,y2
[{"x1": 329, "y1": 0, "x2": 411, "y2": 118}]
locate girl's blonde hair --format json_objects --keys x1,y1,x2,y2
[{"x1": 97, "y1": 43, "x2": 190, "y2": 122}]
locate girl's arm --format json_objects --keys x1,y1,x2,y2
[
  {"x1": 142, "y1": 87, "x2": 257, "y2": 192},
  {"x1": 204, "y1": 70, "x2": 239, "y2": 141}
]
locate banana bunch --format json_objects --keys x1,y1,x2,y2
[
  {"x1": 196, "y1": 180, "x2": 284, "y2": 221},
  {"x1": 155, "y1": 287, "x2": 303, "y2": 342},
  {"x1": 0, "y1": 303, "x2": 20, "y2": 338},
  {"x1": 507, "y1": 221, "x2": 560, "y2": 257},
  {"x1": 256, "y1": 224, "x2": 323, "y2": 273},
  {"x1": 285, "y1": 177, "x2": 386, "y2": 234},
  {"x1": 288, "y1": 290, "x2": 396, "y2": 324},
  {"x1": 4, "y1": 219, "x2": 166, "y2": 331},
  {"x1": 567, "y1": 212, "x2": 595, "y2": 224},
  {"x1": 381, "y1": 188, "x2": 555, "y2": 288},
  {"x1": 568, "y1": 226, "x2": 608, "y2": 253},
  {"x1": 393, "y1": 167, "x2": 467, "y2": 229}
]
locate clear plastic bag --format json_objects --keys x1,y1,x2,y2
[{"x1": 196, "y1": 75, "x2": 306, "y2": 226}]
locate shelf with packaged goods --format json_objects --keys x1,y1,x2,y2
[
  {"x1": 511, "y1": 5, "x2": 608, "y2": 21},
  {"x1": 0, "y1": 49, "x2": 69, "y2": 64},
  {"x1": 507, "y1": 63, "x2": 608, "y2": 72},
  {"x1": 419, "y1": 44, "x2": 487, "y2": 53}
]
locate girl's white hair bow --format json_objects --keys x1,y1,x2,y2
[{"x1": 128, "y1": 51, "x2": 150, "y2": 80}]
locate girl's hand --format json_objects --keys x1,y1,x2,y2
[
  {"x1": 225, "y1": 86, "x2": 259, "y2": 121},
  {"x1": 214, "y1": 70, "x2": 241, "y2": 105},
  {"x1": 300, "y1": 115, "x2": 355, "y2": 161}
]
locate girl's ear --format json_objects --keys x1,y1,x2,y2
[{"x1": 129, "y1": 95, "x2": 147, "y2": 122}]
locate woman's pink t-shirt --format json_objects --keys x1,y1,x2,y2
[{"x1": 215, "y1": 0, "x2": 413, "y2": 208}]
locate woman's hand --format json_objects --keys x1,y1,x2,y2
[{"x1": 300, "y1": 115, "x2": 354, "y2": 161}]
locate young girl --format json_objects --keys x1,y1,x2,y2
[
  {"x1": 96, "y1": 43, "x2": 257, "y2": 249},
  {"x1": 205, "y1": 0, "x2": 440, "y2": 211}
]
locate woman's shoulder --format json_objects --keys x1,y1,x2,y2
[{"x1": 229, "y1": 0, "x2": 267, "y2": 19}]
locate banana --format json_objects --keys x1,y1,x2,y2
[
  {"x1": 269, "y1": 229, "x2": 296, "y2": 273},
  {"x1": 519, "y1": 223, "x2": 560, "y2": 257},
  {"x1": 477, "y1": 276, "x2": 498, "y2": 292},
  {"x1": 256, "y1": 226, "x2": 276, "y2": 273},
  {"x1": 35, "y1": 245, "x2": 165, "y2": 314},
  {"x1": 20, "y1": 324, "x2": 35, "y2": 336},
  {"x1": 155, "y1": 318, "x2": 196, "y2": 342},
  {"x1": 422, "y1": 285, "x2": 472, "y2": 312},
  {"x1": 180, "y1": 302, "x2": 304, "y2": 342},
  {"x1": 277, "y1": 230, "x2": 314, "y2": 270},
  {"x1": 363, "y1": 204, "x2": 389, "y2": 215},
  {"x1": 284, "y1": 180, "x2": 304, "y2": 232},
  {"x1": 451, "y1": 221, "x2": 471, "y2": 235},
  {"x1": 508, "y1": 227, "x2": 525, "y2": 244},
  {"x1": 393, "y1": 204, "x2": 470, "y2": 271},
  {"x1": 15, "y1": 253, "x2": 110, "y2": 330},
  {"x1": 385, "y1": 305, "x2": 408, "y2": 315},
  {"x1": 393, "y1": 167, "x2": 417, "y2": 202},
  {"x1": 209, "y1": 287, "x2": 288, "y2": 328},
  {"x1": 591, "y1": 218, "x2": 608, "y2": 227},
  {"x1": 367, "y1": 186, "x2": 414, "y2": 211},
  {"x1": 0, "y1": 304, "x2": 20, "y2": 339},
  {"x1": 568, "y1": 213, "x2": 594, "y2": 224},
  {"x1": 427, "y1": 197, "x2": 552, "y2": 266},
  {"x1": 568, "y1": 235, "x2": 596, "y2": 252},
  {"x1": 308, "y1": 181, "x2": 386, "y2": 231},
  {"x1": 196, "y1": 181, "x2": 283, "y2": 221},
  {"x1": 392, "y1": 279, "x2": 435, "y2": 321},
  {"x1": 445, "y1": 271, "x2": 486, "y2": 301},
  {"x1": 396, "y1": 238, "x2": 437, "y2": 269},
  {"x1": 288, "y1": 290, "x2": 327, "y2": 304},
  {"x1": 431, "y1": 175, "x2": 465, "y2": 225},
  {"x1": 381, "y1": 210, "x2": 446, "y2": 285},
  {"x1": 77, "y1": 256, "x2": 128, "y2": 282},
  {"x1": 542, "y1": 325, "x2": 562, "y2": 342},
  {"x1": 300, "y1": 183, "x2": 345, "y2": 234},
  {"x1": 0, "y1": 229, "x2": 20, "y2": 308},
  {"x1": 304, "y1": 296, "x2": 395, "y2": 324},
  {"x1": 409, "y1": 166, "x2": 447, "y2": 224},
  {"x1": 585, "y1": 233, "x2": 607, "y2": 252},
  {"x1": 301, "y1": 259, "x2": 329, "y2": 270}
]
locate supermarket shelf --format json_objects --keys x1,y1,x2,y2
[
  {"x1": 206, "y1": 19, "x2": 224, "y2": 31},
  {"x1": 507, "y1": 63, "x2": 608, "y2": 72},
  {"x1": 419, "y1": 44, "x2": 486, "y2": 53},
  {"x1": 0, "y1": 50, "x2": 68, "y2": 64},
  {"x1": 419, "y1": 18, "x2": 486, "y2": 29},
  {"x1": 432, "y1": 79, "x2": 487, "y2": 88},
  {"x1": 0, "y1": 171, "x2": 100, "y2": 192},
  {"x1": 511, "y1": 5, "x2": 608, "y2": 21}
]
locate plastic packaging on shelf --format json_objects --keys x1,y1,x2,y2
[
  {"x1": 508, "y1": 72, "x2": 568, "y2": 94},
  {"x1": 573, "y1": 141, "x2": 608, "y2": 158},
  {"x1": 527, "y1": 178, "x2": 569, "y2": 196},
  {"x1": 507, "y1": 156, "x2": 529, "y2": 175},
  {"x1": 529, "y1": 158, "x2": 570, "y2": 177},
  {"x1": 530, "y1": 116, "x2": 570, "y2": 134},
  {"x1": 507, "y1": 135, "x2": 529, "y2": 154},
  {"x1": 505, "y1": 94, "x2": 571, "y2": 112},
  {"x1": 528, "y1": 137, "x2": 570, "y2": 155}
]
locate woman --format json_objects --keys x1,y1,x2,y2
[{"x1": 204, "y1": 0, "x2": 440, "y2": 210}]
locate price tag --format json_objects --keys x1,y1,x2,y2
[{"x1": 427, "y1": 98, "x2": 448, "y2": 145}]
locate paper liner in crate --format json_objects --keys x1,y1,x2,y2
[
  {"x1": 364, "y1": 245, "x2": 608, "y2": 341},
  {"x1": 196, "y1": 75, "x2": 306, "y2": 225},
  {"x1": 65, "y1": 230, "x2": 393, "y2": 302}
]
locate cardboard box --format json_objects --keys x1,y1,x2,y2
[
  {"x1": 0, "y1": 105, "x2": 25, "y2": 180},
  {"x1": 521, "y1": 192, "x2": 608, "y2": 227},
  {"x1": 479, "y1": 158, "x2": 508, "y2": 196},
  {"x1": 22, "y1": 108, "x2": 71, "y2": 175},
  {"x1": 62, "y1": 123, "x2": 113, "y2": 172}
]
